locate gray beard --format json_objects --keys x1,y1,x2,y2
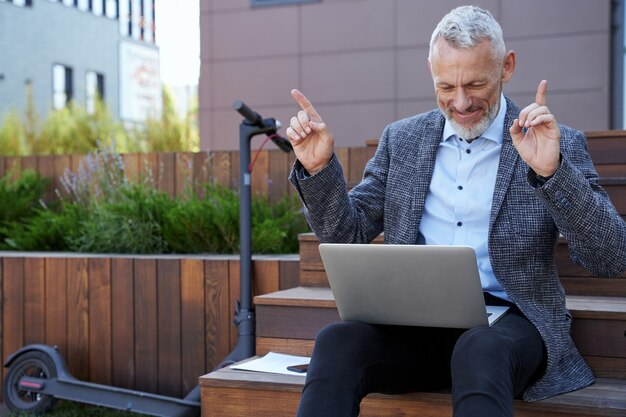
[{"x1": 446, "y1": 98, "x2": 500, "y2": 140}]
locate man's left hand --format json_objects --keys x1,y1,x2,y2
[{"x1": 509, "y1": 80, "x2": 561, "y2": 177}]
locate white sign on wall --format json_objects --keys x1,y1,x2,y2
[{"x1": 119, "y1": 41, "x2": 162, "y2": 122}]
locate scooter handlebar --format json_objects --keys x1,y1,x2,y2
[{"x1": 233, "y1": 100, "x2": 263, "y2": 128}]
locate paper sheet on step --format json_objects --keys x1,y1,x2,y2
[{"x1": 230, "y1": 352, "x2": 311, "y2": 376}]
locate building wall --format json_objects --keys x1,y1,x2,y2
[
  {"x1": 0, "y1": 1, "x2": 119, "y2": 121},
  {"x1": 200, "y1": 0, "x2": 612, "y2": 151}
]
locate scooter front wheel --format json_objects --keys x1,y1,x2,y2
[{"x1": 3, "y1": 350, "x2": 57, "y2": 414}]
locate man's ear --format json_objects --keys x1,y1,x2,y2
[{"x1": 501, "y1": 50, "x2": 516, "y2": 83}]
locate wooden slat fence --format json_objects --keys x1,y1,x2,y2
[{"x1": 0, "y1": 253, "x2": 299, "y2": 398}]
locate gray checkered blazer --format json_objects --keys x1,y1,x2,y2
[{"x1": 289, "y1": 96, "x2": 626, "y2": 401}]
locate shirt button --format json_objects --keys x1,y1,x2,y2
[
  {"x1": 457, "y1": 185, "x2": 463, "y2": 190},
  {"x1": 457, "y1": 222, "x2": 463, "y2": 227},
  {"x1": 466, "y1": 149, "x2": 471, "y2": 154}
]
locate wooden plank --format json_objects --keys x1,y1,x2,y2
[
  {"x1": 3, "y1": 258, "x2": 24, "y2": 367},
  {"x1": 596, "y1": 164, "x2": 626, "y2": 177},
  {"x1": 348, "y1": 147, "x2": 369, "y2": 183},
  {"x1": 230, "y1": 150, "x2": 240, "y2": 191},
  {"x1": 89, "y1": 258, "x2": 112, "y2": 385},
  {"x1": 45, "y1": 258, "x2": 67, "y2": 358},
  {"x1": 122, "y1": 153, "x2": 140, "y2": 183},
  {"x1": 255, "y1": 337, "x2": 315, "y2": 357},
  {"x1": 205, "y1": 259, "x2": 231, "y2": 371},
  {"x1": 561, "y1": 277, "x2": 626, "y2": 297},
  {"x1": 571, "y1": 318, "x2": 626, "y2": 358},
  {"x1": 255, "y1": 305, "x2": 339, "y2": 340},
  {"x1": 335, "y1": 148, "x2": 350, "y2": 181},
  {"x1": 66, "y1": 258, "x2": 90, "y2": 381},
  {"x1": 140, "y1": 153, "x2": 159, "y2": 187},
  {"x1": 268, "y1": 150, "x2": 291, "y2": 204},
  {"x1": 605, "y1": 183, "x2": 626, "y2": 214},
  {"x1": 21, "y1": 155, "x2": 37, "y2": 172},
  {"x1": 299, "y1": 270, "x2": 329, "y2": 287},
  {"x1": 181, "y1": 259, "x2": 206, "y2": 394},
  {"x1": 211, "y1": 151, "x2": 232, "y2": 189},
  {"x1": 192, "y1": 151, "x2": 210, "y2": 197},
  {"x1": 175, "y1": 152, "x2": 194, "y2": 197},
  {"x1": 158, "y1": 152, "x2": 176, "y2": 197},
  {"x1": 250, "y1": 149, "x2": 269, "y2": 198},
  {"x1": 228, "y1": 260, "x2": 240, "y2": 350},
  {"x1": 157, "y1": 259, "x2": 182, "y2": 398},
  {"x1": 134, "y1": 259, "x2": 158, "y2": 393},
  {"x1": 54, "y1": 155, "x2": 71, "y2": 198},
  {"x1": 253, "y1": 260, "x2": 280, "y2": 297},
  {"x1": 4, "y1": 157, "x2": 20, "y2": 180},
  {"x1": 23, "y1": 257, "x2": 45, "y2": 344},
  {"x1": 584, "y1": 356, "x2": 626, "y2": 379},
  {"x1": 37, "y1": 155, "x2": 55, "y2": 202},
  {"x1": 279, "y1": 259, "x2": 300, "y2": 290},
  {"x1": 254, "y1": 287, "x2": 335, "y2": 308},
  {"x1": 111, "y1": 258, "x2": 135, "y2": 390},
  {"x1": 586, "y1": 136, "x2": 626, "y2": 165}
]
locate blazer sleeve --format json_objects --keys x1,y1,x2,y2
[
  {"x1": 533, "y1": 127, "x2": 626, "y2": 276},
  {"x1": 288, "y1": 126, "x2": 392, "y2": 244}
]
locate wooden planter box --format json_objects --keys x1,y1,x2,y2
[{"x1": 0, "y1": 252, "x2": 299, "y2": 398}]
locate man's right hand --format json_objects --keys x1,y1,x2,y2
[{"x1": 287, "y1": 89, "x2": 334, "y2": 175}]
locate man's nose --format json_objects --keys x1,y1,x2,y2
[{"x1": 454, "y1": 89, "x2": 472, "y2": 113}]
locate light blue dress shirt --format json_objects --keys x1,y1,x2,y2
[{"x1": 419, "y1": 94, "x2": 510, "y2": 301}]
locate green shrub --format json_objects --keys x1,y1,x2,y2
[
  {"x1": 1, "y1": 203, "x2": 87, "y2": 251},
  {"x1": 68, "y1": 186, "x2": 174, "y2": 254},
  {"x1": 0, "y1": 145, "x2": 309, "y2": 255}
]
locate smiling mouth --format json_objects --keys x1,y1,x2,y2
[{"x1": 453, "y1": 109, "x2": 483, "y2": 124}]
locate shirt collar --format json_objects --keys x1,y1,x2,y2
[{"x1": 442, "y1": 93, "x2": 507, "y2": 144}]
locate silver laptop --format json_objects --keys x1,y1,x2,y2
[{"x1": 318, "y1": 243, "x2": 508, "y2": 328}]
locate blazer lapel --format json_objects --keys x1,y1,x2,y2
[
  {"x1": 489, "y1": 97, "x2": 522, "y2": 230},
  {"x1": 413, "y1": 112, "x2": 446, "y2": 229}
]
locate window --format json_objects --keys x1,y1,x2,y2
[
  {"x1": 251, "y1": 0, "x2": 319, "y2": 5},
  {"x1": 53, "y1": 64, "x2": 73, "y2": 110},
  {"x1": 105, "y1": 0, "x2": 118, "y2": 18},
  {"x1": 77, "y1": 0, "x2": 88, "y2": 11},
  {"x1": 92, "y1": 0, "x2": 104, "y2": 15},
  {"x1": 86, "y1": 71, "x2": 105, "y2": 114},
  {"x1": 10, "y1": 0, "x2": 33, "y2": 6},
  {"x1": 119, "y1": 0, "x2": 129, "y2": 35}
]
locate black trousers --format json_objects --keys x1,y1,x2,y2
[{"x1": 296, "y1": 296, "x2": 545, "y2": 417}]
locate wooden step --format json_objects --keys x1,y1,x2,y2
[
  {"x1": 254, "y1": 287, "x2": 626, "y2": 380},
  {"x1": 298, "y1": 233, "x2": 626, "y2": 296},
  {"x1": 200, "y1": 365, "x2": 626, "y2": 417}
]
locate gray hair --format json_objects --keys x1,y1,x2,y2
[{"x1": 429, "y1": 5, "x2": 506, "y2": 62}]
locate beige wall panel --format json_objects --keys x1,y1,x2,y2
[
  {"x1": 396, "y1": 0, "x2": 500, "y2": 47},
  {"x1": 397, "y1": 99, "x2": 440, "y2": 121},
  {"x1": 210, "y1": 8, "x2": 299, "y2": 60},
  {"x1": 211, "y1": 0, "x2": 250, "y2": 12},
  {"x1": 316, "y1": 101, "x2": 395, "y2": 149},
  {"x1": 506, "y1": 33, "x2": 609, "y2": 95},
  {"x1": 396, "y1": 46, "x2": 433, "y2": 100},
  {"x1": 302, "y1": 50, "x2": 395, "y2": 103},
  {"x1": 501, "y1": 0, "x2": 610, "y2": 38},
  {"x1": 211, "y1": 57, "x2": 299, "y2": 109},
  {"x1": 508, "y1": 91, "x2": 609, "y2": 132},
  {"x1": 301, "y1": 0, "x2": 394, "y2": 53}
]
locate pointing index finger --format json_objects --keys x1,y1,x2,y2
[
  {"x1": 535, "y1": 80, "x2": 548, "y2": 106},
  {"x1": 291, "y1": 89, "x2": 321, "y2": 121}
]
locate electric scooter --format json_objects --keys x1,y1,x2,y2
[{"x1": 2, "y1": 101, "x2": 292, "y2": 415}]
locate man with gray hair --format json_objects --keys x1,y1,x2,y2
[{"x1": 286, "y1": 5, "x2": 626, "y2": 417}]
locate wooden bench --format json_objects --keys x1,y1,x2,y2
[{"x1": 200, "y1": 366, "x2": 626, "y2": 417}]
